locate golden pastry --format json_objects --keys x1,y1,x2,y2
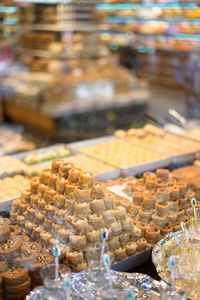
[
  {"x1": 155, "y1": 201, "x2": 169, "y2": 217},
  {"x1": 56, "y1": 177, "x2": 66, "y2": 194},
  {"x1": 90, "y1": 199, "x2": 105, "y2": 215},
  {"x1": 74, "y1": 202, "x2": 91, "y2": 219}
]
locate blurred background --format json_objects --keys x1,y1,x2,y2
[{"x1": 0, "y1": 0, "x2": 200, "y2": 149}]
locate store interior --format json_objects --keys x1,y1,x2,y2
[{"x1": 1, "y1": 1, "x2": 200, "y2": 300}]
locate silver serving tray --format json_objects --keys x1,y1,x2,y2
[
  {"x1": 68, "y1": 136, "x2": 117, "y2": 149},
  {"x1": 112, "y1": 248, "x2": 151, "y2": 272},
  {"x1": 0, "y1": 196, "x2": 18, "y2": 211}
]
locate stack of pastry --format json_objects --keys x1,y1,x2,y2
[
  {"x1": 10, "y1": 159, "x2": 147, "y2": 271},
  {"x1": 106, "y1": 169, "x2": 193, "y2": 245}
]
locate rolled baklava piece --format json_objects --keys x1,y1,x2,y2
[
  {"x1": 0, "y1": 226, "x2": 10, "y2": 243},
  {"x1": 177, "y1": 183, "x2": 187, "y2": 197},
  {"x1": 114, "y1": 206, "x2": 126, "y2": 221},
  {"x1": 119, "y1": 233, "x2": 130, "y2": 246},
  {"x1": 66, "y1": 250, "x2": 84, "y2": 266},
  {"x1": 73, "y1": 187, "x2": 91, "y2": 203},
  {"x1": 87, "y1": 230, "x2": 101, "y2": 244},
  {"x1": 16, "y1": 216, "x2": 25, "y2": 227},
  {"x1": 152, "y1": 214, "x2": 168, "y2": 228},
  {"x1": 114, "y1": 248, "x2": 127, "y2": 261},
  {"x1": 143, "y1": 195, "x2": 156, "y2": 210},
  {"x1": 157, "y1": 188, "x2": 170, "y2": 202},
  {"x1": 68, "y1": 168, "x2": 81, "y2": 183},
  {"x1": 167, "y1": 212, "x2": 178, "y2": 225},
  {"x1": 30, "y1": 177, "x2": 40, "y2": 194},
  {"x1": 44, "y1": 189, "x2": 57, "y2": 204},
  {"x1": 177, "y1": 209, "x2": 185, "y2": 220},
  {"x1": 137, "y1": 208, "x2": 152, "y2": 222},
  {"x1": 156, "y1": 169, "x2": 169, "y2": 182},
  {"x1": 103, "y1": 210, "x2": 116, "y2": 226},
  {"x1": 78, "y1": 171, "x2": 94, "y2": 189},
  {"x1": 88, "y1": 215, "x2": 104, "y2": 230},
  {"x1": 65, "y1": 199, "x2": 74, "y2": 215},
  {"x1": 91, "y1": 182, "x2": 104, "y2": 199},
  {"x1": 10, "y1": 225, "x2": 21, "y2": 239},
  {"x1": 161, "y1": 223, "x2": 173, "y2": 235},
  {"x1": 35, "y1": 211, "x2": 45, "y2": 225},
  {"x1": 69, "y1": 234, "x2": 86, "y2": 251},
  {"x1": 40, "y1": 231, "x2": 53, "y2": 248},
  {"x1": 0, "y1": 238, "x2": 22, "y2": 260},
  {"x1": 132, "y1": 224, "x2": 142, "y2": 241},
  {"x1": 179, "y1": 197, "x2": 188, "y2": 209},
  {"x1": 74, "y1": 202, "x2": 91, "y2": 219},
  {"x1": 45, "y1": 204, "x2": 56, "y2": 219},
  {"x1": 145, "y1": 178, "x2": 156, "y2": 190},
  {"x1": 30, "y1": 194, "x2": 39, "y2": 208},
  {"x1": 37, "y1": 199, "x2": 46, "y2": 211},
  {"x1": 10, "y1": 212, "x2": 18, "y2": 223},
  {"x1": 55, "y1": 177, "x2": 66, "y2": 195},
  {"x1": 135, "y1": 220, "x2": 147, "y2": 234},
  {"x1": 27, "y1": 207, "x2": 35, "y2": 221},
  {"x1": 173, "y1": 223, "x2": 181, "y2": 232},
  {"x1": 125, "y1": 242, "x2": 137, "y2": 256},
  {"x1": 54, "y1": 194, "x2": 66, "y2": 209},
  {"x1": 104, "y1": 193, "x2": 115, "y2": 210},
  {"x1": 54, "y1": 209, "x2": 66, "y2": 225},
  {"x1": 129, "y1": 204, "x2": 140, "y2": 217},
  {"x1": 121, "y1": 217, "x2": 133, "y2": 233},
  {"x1": 90, "y1": 199, "x2": 105, "y2": 215},
  {"x1": 43, "y1": 218, "x2": 52, "y2": 231},
  {"x1": 51, "y1": 223, "x2": 62, "y2": 236},
  {"x1": 52, "y1": 159, "x2": 64, "y2": 174},
  {"x1": 155, "y1": 201, "x2": 169, "y2": 217},
  {"x1": 19, "y1": 203, "x2": 29, "y2": 214},
  {"x1": 57, "y1": 228, "x2": 70, "y2": 244},
  {"x1": 124, "y1": 182, "x2": 135, "y2": 196},
  {"x1": 170, "y1": 186, "x2": 179, "y2": 200},
  {"x1": 72, "y1": 218, "x2": 88, "y2": 234},
  {"x1": 20, "y1": 190, "x2": 31, "y2": 204},
  {"x1": 143, "y1": 172, "x2": 156, "y2": 180},
  {"x1": 145, "y1": 225, "x2": 161, "y2": 243},
  {"x1": 169, "y1": 199, "x2": 179, "y2": 212},
  {"x1": 111, "y1": 222, "x2": 122, "y2": 237},
  {"x1": 59, "y1": 162, "x2": 74, "y2": 179},
  {"x1": 132, "y1": 191, "x2": 143, "y2": 206},
  {"x1": 137, "y1": 238, "x2": 149, "y2": 252},
  {"x1": 72, "y1": 261, "x2": 87, "y2": 273},
  {"x1": 37, "y1": 184, "x2": 47, "y2": 198},
  {"x1": 12, "y1": 199, "x2": 21, "y2": 213},
  {"x1": 48, "y1": 173, "x2": 58, "y2": 190},
  {"x1": 25, "y1": 221, "x2": 34, "y2": 236},
  {"x1": 108, "y1": 237, "x2": 120, "y2": 251},
  {"x1": 32, "y1": 225, "x2": 44, "y2": 240},
  {"x1": 40, "y1": 169, "x2": 51, "y2": 185}
]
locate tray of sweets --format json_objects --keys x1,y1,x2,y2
[{"x1": 68, "y1": 135, "x2": 117, "y2": 149}]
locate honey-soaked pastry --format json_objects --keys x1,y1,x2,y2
[
  {"x1": 10, "y1": 211, "x2": 17, "y2": 223},
  {"x1": 56, "y1": 177, "x2": 66, "y2": 194},
  {"x1": 111, "y1": 222, "x2": 122, "y2": 237},
  {"x1": 51, "y1": 223, "x2": 62, "y2": 235},
  {"x1": 145, "y1": 225, "x2": 161, "y2": 243},
  {"x1": 12, "y1": 253, "x2": 35, "y2": 269},
  {"x1": 16, "y1": 216, "x2": 25, "y2": 227},
  {"x1": 48, "y1": 173, "x2": 58, "y2": 190},
  {"x1": 114, "y1": 206, "x2": 126, "y2": 221},
  {"x1": 66, "y1": 250, "x2": 84, "y2": 266},
  {"x1": 177, "y1": 183, "x2": 186, "y2": 197},
  {"x1": 91, "y1": 182, "x2": 104, "y2": 199},
  {"x1": 145, "y1": 178, "x2": 156, "y2": 190},
  {"x1": 137, "y1": 238, "x2": 149, "y2": 252},
  {"x1": 3, "y1": 277, "x2": 31, "y2": 296},
  {"x1": 38, "y1": 199, "x2": 46, "y2": 211},
  {"x1": 132, "y1": 224, "x2": 142, "y2": 241},
  {"x1": 32, "y1": 225, "x2": 44, "y2": 240},
  {"x1": 187, "y1": 190, "x2": 195, "y2": 202},
  {"x1": 155, "y1": 201, "x2": 169, "y2": 217},
  {"x1": 121, "y1": 217, "x2": 133, "y2": 233},
  {"x1": 179, "y1": 197, "x2": 188, "y2": 209},
  {"x1": 125, "y1": 242, "x2": 137, "y2": 256},
  {"x1": 119, "y1": 233, "x2": 130, "y2": 246},
  {"x1": 30, "y1": 177, "x2": 40, "y2": 194},
  {"x1": 74, "y1": 202, "x2": 91, "y2": 219},
  {"x1": 157, "y1": 188, "x2": 170, "y2": 202},
  {"x1": 73, "y1": 187, "x2": 91, "y2": 203},
  {"x1": 134, "y1": 220, "x2": 147, "y2": 234},
  {"x1": 87, "y1": 230, "x2": 101, "y2": 243},
  {"x1": 54, "y1": 194, "x2": 66, "y2": 209},
  {"x1": 167, "y1": 212, "x2": 178, "y2": 225},
  {"x1": 52, "y1": 159, "x2": 65, "y2": 174},
  {"x1": 104, "y1": 193, "x2": 115, "y2": 210},
  {"x1": 90, "y1": 199, "x2": 105, "y2": 215},
  {"x1": 54, "y1": 209, "x2": 66, "y2": 225},
  {"x1": 21, "y1": 242, "x2": 42, "y2": 255},
  {"x1": 143, "y1": 195, "x2": 155, "y2": 210},
  {"x1": 177, "y1": 209, "x2": 185, "y2": 220},
  {"x1": 72, "y1": 261, "x2": 87, "y2": 273},
  {"x1": 136, "y1": 208, "x2": 152, "y2": 222},
  {"x1": 108, "y1": 237, "x2": 120, "y2": 251},
  {"x1": 40, "y1": 169, "x2": 51, "y2": 185},
  {"x1": 114, "y1": 247, "x2": 127, "y2": 261},
  {"x1": 72, "y1": 218, "x2": 88, "y2": 234},
  {"x1": 40, "y1": 231, "x2": 53, "y2": 248},
  {"x1": 169, "y1": 199, "x2": 179, "y2": 212},
  {"x1": 20, "y1": 190, "x2": 31, "y2": 204},
  {"x1": 0, "y1": 238, "x2": 22, "y2": 260},
  {"x1": 0, "y1": 261, "x2": 8, "y2": 273},
  {"x1": 19, "y1": 203, "x2": 29, "y2": 214},
  {"x1": 44, "y1": 189, "x2": 57, "y2": 204},
  {"x1": 2, "y1": 267, "x2": 29, "y2": 286},
  {"x1": 45, "y1": 204, "x2": 56, "y2": 219},
  {"x1": 37, "y1": 184, "x2": 47, "y2": 198},
  {"x1": 161, "y1": 223, "x2": 173, "y2": 235},
  {"x1": 170, "y1": 187, "x2": 180, "y2": 200},
  {"x1": 0, "y1": 225, "x2": 10, "y2": 243},
  {"x1": 173, "y1": 223, "x2": 181, "y2": 232},
  {"x1": 152, "y1": 214, "x2": 168, "y2": 228},
  {"x1": 68, "y1": 168, "x2": 81, "y2": 183},
  {"x1": 32, "y1": 253, "x2": 54, "y2": 270},
  {"x1": 12, "y1": 199, "x2": 21, "y2": 212},
  {"x1": 35, "y1": 211, "x2": 45, "y2": 224},
  {"x1": 129, "y1": 204, "x2": 140, "y2": 217},
  {"x1": 10, "y1": 225, "x2": 21, "y2": 239},
  {"x1": 103, "y1": 210, "x2": 116, "y2": 226},
  {"x1": 69, "y1": 234, "x2": 86, "y2": 251},
  {"x1": 156, "y1": 180, "x2": 168, "y2": 190},
  {"x1": 30, "y1": 194, "x2": 38, "y2": 207},
  {"x1": 132, "y1": 191, "x2": 143, "y2": 206},
  {"x1": 143, "y1": 172, "x2": 156, "y2": 181},
  {"x1": 57, "y1": 228, "x2": 70, "y2": 244},
  {"x1": 78, "y1": 171, "x2": 94, "y2": 189},
  {"x1": 124, "y1": 182, "x2": 136, "y2": 196},
  {"x1": 156, "y1": 169, "x2": 169, "y2": 182},
  {"x1": 65, "y1": 199, "x2": 74, "y2": 215},
  {"x1": 88, "y1": 215, "x2": 104, "y2": 230},
  {"x1": 25, "y1": 221, "x2": 34, "y2": 236},
  {"x1": 59, "y1": 162, "x2": 74, "y2": 179}
]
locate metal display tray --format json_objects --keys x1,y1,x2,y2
[
  {"x1": 171, "y1": 151, "x2": 197, "y2": 164},
  {"x1": 0, "y1": 197, "x2": 18, "y2": 211},
  {"x1": 112, "y1": 248, "x2": 152, "y2": 272},
  {"x1": 68, "y1": 135, "x2": 117, "y2": 149}
]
